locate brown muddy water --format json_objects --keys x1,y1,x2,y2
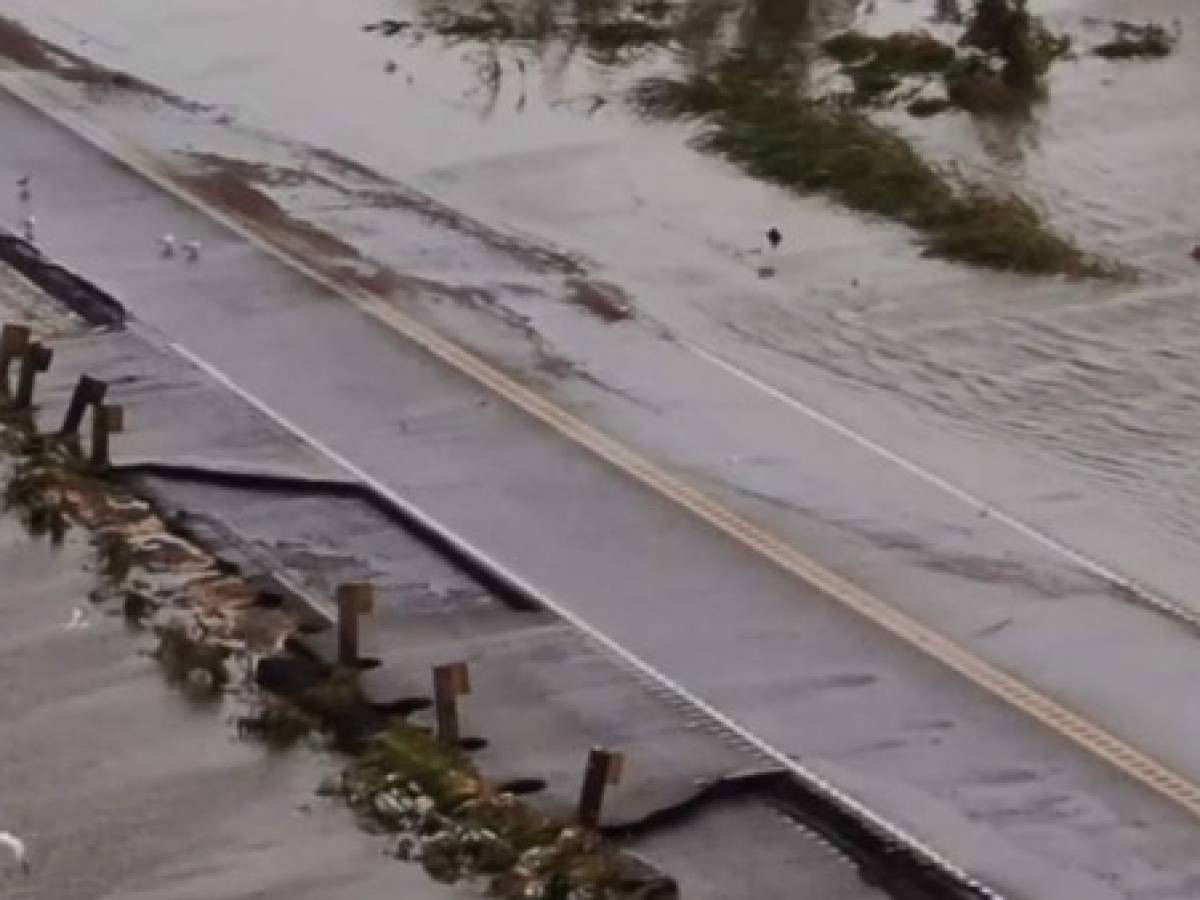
[{"x1": 0, "y1": 480, "x2": 467, "y2": 899}]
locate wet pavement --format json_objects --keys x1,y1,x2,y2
[
  {"x1": 0, "y1": 287, "x2": 891, "y2": 898},
  {"x1": 0, "y1": 2, "x2": 1197, "y2": 587},
  {"x1": 2, "y1": 2, "x2": 1200, "y2": 896},
  {"x1": 6, "y1": 253, "x2": 1200, "y2": 898}
]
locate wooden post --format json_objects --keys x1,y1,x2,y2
[
  {"x1": 336, "y1": 583, "x2": 374, "y2": 667},
  {"x1": 14, "y1": 342, "x2": 52, "y2": 410},
  {"x1": 60, "y1": 374, "x2": 107, "y2": 437},
  {"x1": 0, "y1": 323, "x2": 31, "y2": 391},
  {"x1": 89, "y1": 404, "x2": 123, "y2": 471},
  {"x1": 577, "y1": 747, "x2": 625, "y2": 828},
  {"x1": 433, "y1": 661, "x2": 471, "y2": 745}
]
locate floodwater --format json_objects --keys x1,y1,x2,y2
[
  {"x1": 1, "y1": 0, "x2": 1198, "y2": 618},
  {"x1": 0, "y1": 479, "x2": 466, "y2": 898},
  {"x1": 3, "y1": 8, "x2": 1200, "y2": 895}
]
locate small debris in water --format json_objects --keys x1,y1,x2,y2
[
  {"x1": 363, "y1": 19, "x2": 412, "y2": 37},
  {"x1": 1094, "y1": 21, "x2": 1176, "y2": 60},
  {"x1": 565, "y1": 278, "x2": 633, "y2": 322},
  {"x1": 123, "y1": 588, "x2": 154, "y2": 624},
  {"x1": 907, "y1": 96, "x2": 952, "y2": 118}
]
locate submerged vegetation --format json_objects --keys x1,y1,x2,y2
[
  {"x1": 821, "y1": 1, "x2": 1071, "y2": 112},
  {"x1": 0, "y1": 418, "x2": 672, "y2": 899},
  {"x1": 634, "y1": 55, "x2": 1109, "y2": 277},
  {"x1": 1094, "y1": 22, "x2": 1175, "y2": 60},
  {"x1": 4, "y1": 451, "x2": 70, "y2": 543},
  {"x1": 960, "y1": 0, "x2": 1070, "y2": 93},
  {"x1": 420, "y1": 1, "x2": 670, "y2": 59},
  {"x1": 823, "y1": 29, "x2": 956, "y2": 100},
  {"x1": 364, "y1": 0, "x2": 1128, "y2": 277},
  {"x1": 344, "y1": 725, "x2": 642, "y2": 894}
]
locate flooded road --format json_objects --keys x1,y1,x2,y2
[
  {"x1": 2, "y1": 6, "x2": 1200, "y2": 895},
  {"x1": 0, "y1": 507, "x2": 471, "y2": 899},
  {"x1": 0, "y1": 0, "x2": 1198, "y2": 614},
  {"x1": 12, "y1": 105, "x2": 1200, "y2": 898}
]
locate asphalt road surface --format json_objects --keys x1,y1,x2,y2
[{"x1": 4, "y1": 69, "x2": 1200, "y2": 900}]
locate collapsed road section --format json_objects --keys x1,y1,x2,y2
[
  {"x1": 0, "y1": 245, "x2": 991, "y2": 898},
  {"x1": 0, "y1": 229, "x2": 123, "y2": 327},
  {"x1": 6, "y1": 66, "x2": 1200, "y2": 896}
]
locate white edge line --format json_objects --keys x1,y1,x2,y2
[
  {"x1": 2, "y1": 71, "x2": 1175, "y2": 626},
  {"x1": 0, "y1": 72, "x2": 1122, "y2": 596},
  {"x1": 169, "y1": 340, "x2": 993, "y2": 893},
  {"x1": 683, "y1": 339, "x2": 1182, "y2": 611},
  {"x1": 0, "y1": 71, "x2": 989, "y2": 889}
]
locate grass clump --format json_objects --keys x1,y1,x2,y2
[
  {"x1": 943, "y1": 53, "x2": 1026, "y2": 113},
  {"x1": 152, "y1": 617, "x2": 231, "y2": 695},
  {"x1": 821, "y1": 31, "x2": 877, "y2": 64},
  {"x1": 428, "y1": 2, "x2": 515, "y2": 41},
  {"x1": 426, "y1": 1, "x2": 669, "y2": 62},
  {"x1": 96, "y1": 529, "x2": 133, "y2": 585},
  {"x1": 3, "y1": 451, "x2": 74, "y2": 543},
  {"x1": 823, "y1": 30, "x2": 955, "y2": 72},
  {"x1": 962, "y1": 0, "x2": 1070, "y2": 93},
  {"x1": 907, "y1": 96, "x2": 953, "y2": 117},
  {"x1": 356, "y1": 724, "x2": 479, "y2": 810},
  {"x1": 344, "y1": 723, "x2": 648, "y2": 897},
  {"x1": 581, "y1": 19, "x2": 671, "y2": 58},
  {"x1": 237, "y1": 694, "x2": 319, "y2": 749},
  {"x1": 633, "y1": 57, "x2": 1111, "y2": 276},
  {"x1": 1095, "y1": 23, "x2": 1174, "y2": 60},
  {"x1": 821, "y1": 7, "x2": 1069, "y2": 112},
  {"x1": 823, "y1": 30, "x2": 956, "y2": 101}
]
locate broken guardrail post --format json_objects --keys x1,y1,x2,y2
[
  {"x1": 336, "y1": 583, "x2": 374, "y2": 668},
  {"x1": 89, "y1": 404, "x2": 123, "y2": 471},
  {"x1": 432, "y1": 661, "x2": 471, "y2": 746},
  {"x1": 0, "y1": 323, "x2": 31, "y2": 393},
  {"x1": 60, "y1": 374, "x2": 107, "y2": 438},
  {"x1": 13, "y1": 341, "x2": 53, "y2": 411},
  {"x1": 577, "y1": 747, "x2": 625, "y2": 828}
]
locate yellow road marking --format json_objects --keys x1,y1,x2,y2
[
  {"x1": 5, "y1": 70, "x2": 1199, "y2": 823},
  {"x1": 362, "y1": 295, "x2": 1200, "y2": 818}
]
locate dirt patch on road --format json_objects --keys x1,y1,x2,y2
[
  {"x1": 178, "y1": 158, "x2": 360, "y2": 262},
  {"x1": 174, "y1": 155, "x2": 409, "y2": 300},
  {"x1": 305, "y1": 146, "x2": 585, "y2": 277},
  {"x1": 174, "y1": 150, "x2": 585, "y2": 305},
  {"x1": 0, "y1": 14, "x2": 210, "y2": 112}
]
